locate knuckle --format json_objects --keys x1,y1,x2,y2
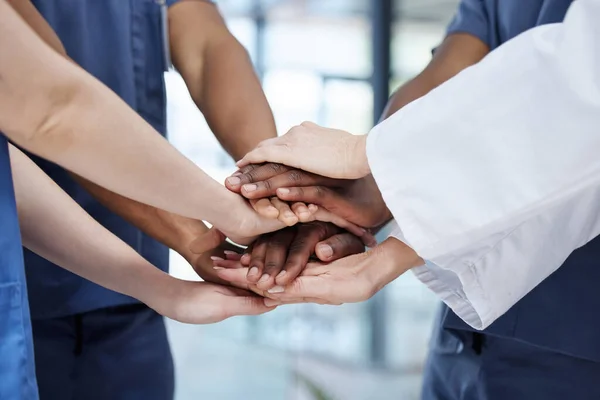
[
  {"x1": 314, "y1": 186, "x2": 326, "y2": 198},
  {"x1": 287, "y1": 170, "x2": 304, "y2": 183},
  {"x1": 264, "y1": 261, "x2": 280, "y2": 271},
  {"x1": 263, "y1": 179, "x2": 273, "y2": 191},
  {"x1": 247, "y1": 169, "x2": 261, "y2": 182},
  {"x1": 268, "y1": 163, "x2": 284, "y2": 173}
]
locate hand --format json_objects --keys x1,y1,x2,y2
[
  {"x1": 213, "y1": 222, "x2": 365, "y2": 293},
  {"x1": 263, "y1": 238, "x2": 423, "y2": 306},
  {"x1": 226, "y1": 163, "x2": 392, "y2": 229},
  {"x1": 237, "y1": 122, "x2": 370, "y2": 179},
  {"x1": 154, "y1": 280, "x2": 276, "y2": 324},
  {"x1": 214, "y1": 238, "x2": 422, "y2": 306},
  {"x1": 184, "y1": 228, "x2": 250, "y2": 288}
]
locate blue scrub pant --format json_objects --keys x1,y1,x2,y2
[
  {"x1": 31, "y1": 303, "x2": 174, "y2": 400},
  {"x1": 421, "y1": 313, "x2": 600, "y2": 400}
]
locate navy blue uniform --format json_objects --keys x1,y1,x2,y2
[
  {"x1": 421, "y1": 1, "x2": 600, "y2": 399},
  {"x1": 26, "y1": 1, "x2": 179, "y2": 398},
  {"x1": 0, "y1": 137, "x2": 38, "y2": 399}
]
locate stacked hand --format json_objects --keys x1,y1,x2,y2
[{"x1": 198, "y1": 122, "x2": 423, "y2": 309}]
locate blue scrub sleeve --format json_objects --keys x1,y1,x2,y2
[{"x1": 446, "y1": 0, "x2": 491, "y2": 47}]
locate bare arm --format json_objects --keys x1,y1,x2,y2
[
  {"x1": 380, "y1": 33, "x2": 489, "y2": 120},
  {"x1": 169, "y1": 0, "x2": 277, "y2": 160},
  {"x1": 10, "y1": 143, "x2": 272, "y2": 322},
  {"x1": 0, "y1": 2, "x2": 283, "y2": 242},
  {"x1": 5, "y1": 0, "x2": 226, "y2": 279}
]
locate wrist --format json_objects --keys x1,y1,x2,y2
[
  {"x1": 364, "y1": 237, "x2": 423, "y2": 291},
  {"x1": 349, "y1": 134, "x2": 370, "y2": 178}
]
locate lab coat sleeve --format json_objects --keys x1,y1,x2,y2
[{"x1": 366, "y1": 0, "x2": 600, "y2": 330}]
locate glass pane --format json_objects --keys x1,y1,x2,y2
[
  {"x1": 264, "y1": 19, "x2": 371, "y2": 78},
  {"x1": 322, "y1": 79, "x2": 373, "y2": 133},
  {"x1": 263, "y1": 70, "x2": 323, "y2": 133}
]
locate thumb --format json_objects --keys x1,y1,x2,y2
[
  {"x1": 189, "y1": 227, "x2": 225, "y2": 255},
  {"x1": 221, "y1": 295, "x2": 276, "y2": 318}
]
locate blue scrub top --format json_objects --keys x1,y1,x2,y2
[
  {"x1": 25, "y1": 0, "x2": 180, "y2": 319},
  {"x1": 0, "y1": 136, "x2": 38, "y2": 399},
  {"x1": 441, "y1": 0, "x2": 600, "y2": 363}
]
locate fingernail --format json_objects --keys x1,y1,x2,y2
[
  {"x1": 268, "y1": 286, "x2": 285, "y2": 294},
  {"x1": 317, "y1": 244, "x2": 333, "y2": 259},
  {"x1": 248, "y1": 267, "x2": 259, "y2": 277},
  {"x1": 258, "y1": 273, "x2": 270, "y2": 283},
  {"x1": 223, "y1": 250, "x2": 238, "y2": 256},
  {"x1": 226, "y1": 176, "x2": 241, "y2": 186},
  {"x1": 308, "y1": 204, "x2": 318, "y2": 212},
  {"x1": 213, "y1": 266, "x2": 225, "y2": 271},
  {"x1": 243, "y1": 184, "x2": 257, "y2": 192},
  {"x1": 210, "y1": 256, "x2": 224, "y2": 261},
  {"x1": 276, "y1": 270, "x2": 287, "y2": 280},
  {"x1": 284, "y1": 211, "x2": 296, "y2": 219},
  {"x1": 278, "y1": 188, "x2": 290, "y2": 195},
  {"x1": 264, "y1": 299, "x2": 281, "y2": 307}
]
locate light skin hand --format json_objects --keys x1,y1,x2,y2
[
  {"x1": 236, "y1": 122, "x2": 370, "y2": 180},
  {"x1": 154, "y1": 279, "x2": 276, "y2": 324},
  {"x1": 262, "y1": 237, "x2": 423, "y2": 306},
  {"x1": 212, "y1": 238, "x2": 422, "y2": 306},
  {"x1": 213, "y1": 222, "x2": 365, "y2": 294}
]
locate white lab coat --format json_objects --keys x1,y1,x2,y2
[{"x1": 366, "y1": 0, "x2": 600, "y2": 330}]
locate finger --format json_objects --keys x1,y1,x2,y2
[
  {"x1": 189, "y1": 227, "x2": 225, "y2": 254},
  {"x1": 237, "y1": 143, "x2": 292, "y2": 170},
  {"x1": 275, "y1": 222, "x2": 339, "y2": 287},
  {"x1": 270, "y1": 197, "x2": 298, "y2": 226},
  {"x1": 291, "y1": 202, "x2": 313, "y2": 223},
  {"x1": 240, "y1": 170, "x2": 340, "y2": 200},
  {"x1": 240, "y1": 253, "x2": 251, "y2": 266},
  {"x1": 247, "y1": 239, "x2": 268, "y2": 283},
  {"x1": 255, "y1": 229, "x2": 296, "y2": 290},
  {"x1": 220, "y1": 296, "x2": 277, "y2": 320},
  {"x1": 215, "y1": 266, "x2": 252, "y2": 284},
  {"x1": 223, "y1": 251, "x2": 243, "y2": 261},
  {"x1": 315, "y1": 233, "x2": 365, "y2": 262},
  {"x1": 276, "y1": 186, "x2": 337, "y2": 209},
  {"x1": 227, "y1": 163, "x2": 291, "y2": 192},
  {"x1": 211, "y1": 258, "x2": 245, "y2": 269},
  {"x1": 264, "y1": 297, "x2": 335, "y2": 307},
  {"x1": 249, "y1": 198, "x2": 279, "y2": 219},
  {"x1": 309, "y1": 206, "x2": 377, "y2": 247},
  {"x1": 266, "y1": 276, "x2": 333, "y2": 301}
]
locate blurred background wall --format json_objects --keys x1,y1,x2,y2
[{"x1": 166, "y1": 1, "x2": 460, "y2": 399}]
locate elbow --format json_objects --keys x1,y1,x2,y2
[{"x1": 3, "y1": 72, "x2": 83, "y2": 154}]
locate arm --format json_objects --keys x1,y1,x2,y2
[
  {"x1": 6, "y1": 0, "x2": 230, "y2": 280},
  {"x1": 237, "y1": 0, "x2": 600, "y2": 328},
  {"x1": 169, "y1": 0, "x2": 277, "y2": 161},
  {"x1": 380, "y1": 33, "x2": 489, "y2": 120},
  {"x1": 367, "y1": 0, "x2": 600, "y2": 328},
  {"x1": 0, "y1": 2, "x2": 283, "y2": 243},
  {"x1": 9, "y1": 144, "x2": 272, "y2": 323}
]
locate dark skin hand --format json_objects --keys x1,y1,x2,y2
[
  {"x1": 225, "y1": 163, "x2": 393, "y2": 230},
  {"x1": 212, "y1": 221, "x2": 365, "y2": 293}
]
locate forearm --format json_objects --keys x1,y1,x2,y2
[
  {"x1": 7, "y1": 0, "x2": 217, "y2": 253},
  {"x1": 170, "y1": 1, "x2": 276, "y2": 161},
  {"x1": 367, "y1": 0, "x2": 600, "y2": 327},
  {"x1": 0, "y1": 3, "x2": 245, "y2": 231},
  {"x1": 380, "y1": 33, "x2": 489, "y2": 121},
  {"x1": 9, "y1": 145, "x2": 175, "y2": 312},
  {"x1": 193, "y1": 38, "x2": 276, "y2": 160},
  {"x1": 71, "y1": 174, "x2": 209, "y2": 260}
]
